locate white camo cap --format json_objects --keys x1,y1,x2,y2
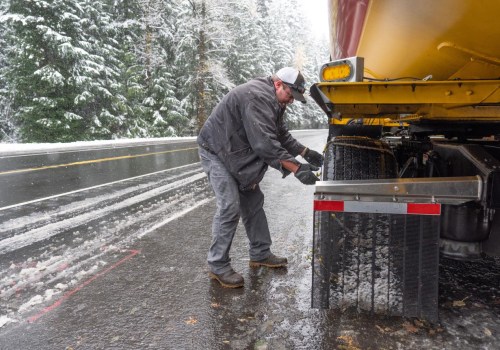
[{"x1": 275, "y1": 67, "x2": 306, "y2": 103}]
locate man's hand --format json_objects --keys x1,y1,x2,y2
[
  {"x1": 303, "y1": 148, "x2": 324, "y2": 167},
  {"x1": 294, "y1": 164, "x2": 319, "y2": 185},
  {"x1": 281, "y1": 168, "x2": 291, "y2": 178}
]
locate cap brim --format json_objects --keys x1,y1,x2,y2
[{"x1": 291, "y1": 89, "x2": 307, "y2": 104}]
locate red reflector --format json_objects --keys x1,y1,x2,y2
[
  {"x1": 314, "y1": 200, "x2": 344, "y2": 212},
  {"x1": 407, "y1": 203, "x2": 441, "y2": 215}
]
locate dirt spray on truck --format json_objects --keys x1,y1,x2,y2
[{"x1": 309, "y1": 0, "x2": 500, "y2": 322}]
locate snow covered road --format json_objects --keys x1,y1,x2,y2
[{"x1": 0, "y1": 140, "x2": 210, "y2": 329}]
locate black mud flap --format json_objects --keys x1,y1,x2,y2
[
  {"x1": 312, "y1": 136, "x2": 440, "y2": 322},
  {"x1": 312, "y1": 211, "x2": 440, "y2": 322}
]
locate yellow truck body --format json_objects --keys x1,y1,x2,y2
[
  {"x1": 311, "y1": 0, "x2": 500, "y2": 321},
  {"x1": 317, "y1": 0, "x2": 500, "y2": 125}
]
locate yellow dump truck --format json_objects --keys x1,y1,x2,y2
[{"x1": 310, "y1": 0, "x2": 500, "y2": 321}]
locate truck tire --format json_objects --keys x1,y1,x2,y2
[
  {"x1": 312, "y1": 136, "x2": 440, "y2": 321},
  {"x1": 313, "y1": 136, "x2": 398, "y2": 312},
  {"x1": 323, "y1": 136, "x2": 397, "y2": 181}
]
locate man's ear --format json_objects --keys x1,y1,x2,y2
[{"x1": 274, "y1": 80, "x2": 283, "y2": 90}]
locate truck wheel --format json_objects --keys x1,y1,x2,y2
[
  {"x1": 312, "y1": 136, "x2": 440, "y2": 321},
  {"x1": 313, "y1": 136, "x2": 398, "y2": 312},
  {"x1": 323, "y1": 136, "x2": 397, "y2": 181}
]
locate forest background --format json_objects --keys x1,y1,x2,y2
[{"x1": 0, "y1": 0, "x2": 329, "y2": 143}]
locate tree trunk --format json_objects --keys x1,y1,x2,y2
[{"x1": 195, "y1": 0, "x2": 207, "y2": 133}]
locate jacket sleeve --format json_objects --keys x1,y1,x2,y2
[
  {"x1": 277, "y1": 118, "x2": 306, "y2": 157},
  {"x1": 242, "y1": 96, "x2": 299, "y2": 170}
]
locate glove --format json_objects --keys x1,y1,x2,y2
[
  {"x1": 294, "y1": 164, "x2": 320, "y2": 185},
  {"x1": 303, "y1": 148, "x2": 324, "y2": 167}
]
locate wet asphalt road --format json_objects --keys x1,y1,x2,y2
[
  {"x1": 0, "y1": 140, "x2": 199, "y2": 208},
  {"x1": 1, "y1": 130, "x2": 500, "y2": 349}
]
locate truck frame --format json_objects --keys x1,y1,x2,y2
[{"x1": 310, "y1": 0, "x2": 500, "y2": 321}]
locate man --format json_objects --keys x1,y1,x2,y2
[{"x1": 198, "y1": 67, "x2": 324, "y2": 288}]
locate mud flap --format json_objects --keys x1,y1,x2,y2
[{"x1": 312, "y1": 210, "x2": 440, "y2": 322}]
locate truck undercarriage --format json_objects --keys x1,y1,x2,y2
[
  {"x1": 312, "y1": 0, "x2": 500, "y2": 321},
  {"x1": 310, "y1": 83, "x2": 500, "y2": 321}
]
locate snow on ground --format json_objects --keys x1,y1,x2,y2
[
  {"x1": 0, "y1": 315, "x2": 17, "y2": 328},
  {"x1": 0, "y1": 164, "x2": 213, "y2": 326},
  {"x1": 0, "y1": 136, "x2": 197, "y2": 156},
  {"x1": 0, "y1": 130, "x2": 319, "y2": 328}
]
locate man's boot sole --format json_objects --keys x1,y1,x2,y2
[
  {"x1": 248, "y1": 261, "x2": 287, "y2": 268},
  {"x1": 208, "y1": 272, "x2": 244, "y2": 288}
]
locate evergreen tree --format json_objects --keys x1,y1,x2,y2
[
  {"x1": 0, "y1": 0, "x2": 328, "y2": 142},
  {"x1": 175, "y1": 0, "x2": 230, "y2": 134},
  {"x1": 261, "y1": 0, "x2": 296, "y2": 72},
  {"x1": 263, "y1": 0, "x2": 328, "y2": 130},
  {"x1": 136, "y1": 0, "x2": 188, "y2": 137},
  {"x1": 223, "y1": 0, "x2": 268, "y2": 84},
  {"x1": 104, "y1": 0, "x2": 187, "y2": 138},
  {"x1": 3, "y1": 0, "x2": 125, "y2": 142},
  {"x1": 0, "y1": 1, "x2": 16, "y2": 141},
  {"x1": 73, "y1": 0, "x2": 125, "y2": 139},
  {"x1": 104, "y1": 0, "x2": 147, "y2": 137},
  {"x1": 3, "y1": 0, "x2": 79, "y2": 142}
]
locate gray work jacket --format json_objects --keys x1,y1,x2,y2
[{"x1": 197, "y1": 76, "x2": 305, "y2": 190}]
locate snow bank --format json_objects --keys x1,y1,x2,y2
[{"x1": 0, "y1": 136, "x2": 197, "y2": 156}]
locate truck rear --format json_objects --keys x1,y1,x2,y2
[{"x1": 310, "y1": 0, "x2": 500, "y2": 321}]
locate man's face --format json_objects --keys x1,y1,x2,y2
[{"x1": 275, "y1": 81, "x2": 295, "y2": 105}]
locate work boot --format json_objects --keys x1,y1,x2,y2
[
  {"x1": 249, "y1": 253, "x2": 288, "y2": 268},
  {"x1": 208, "y1": 268, "x2": 244, "y2": 288}
]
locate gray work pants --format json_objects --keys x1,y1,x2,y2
[{"x1": 199, "y1": 147, "x2": 272, "y2": 274}]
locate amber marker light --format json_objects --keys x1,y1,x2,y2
[
  {"x1": 320, "y1": 57, "x2": 364, "y2": 82},
  {"x1": 321, "y1": 62, "x2": 352, "y2": 81}
]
